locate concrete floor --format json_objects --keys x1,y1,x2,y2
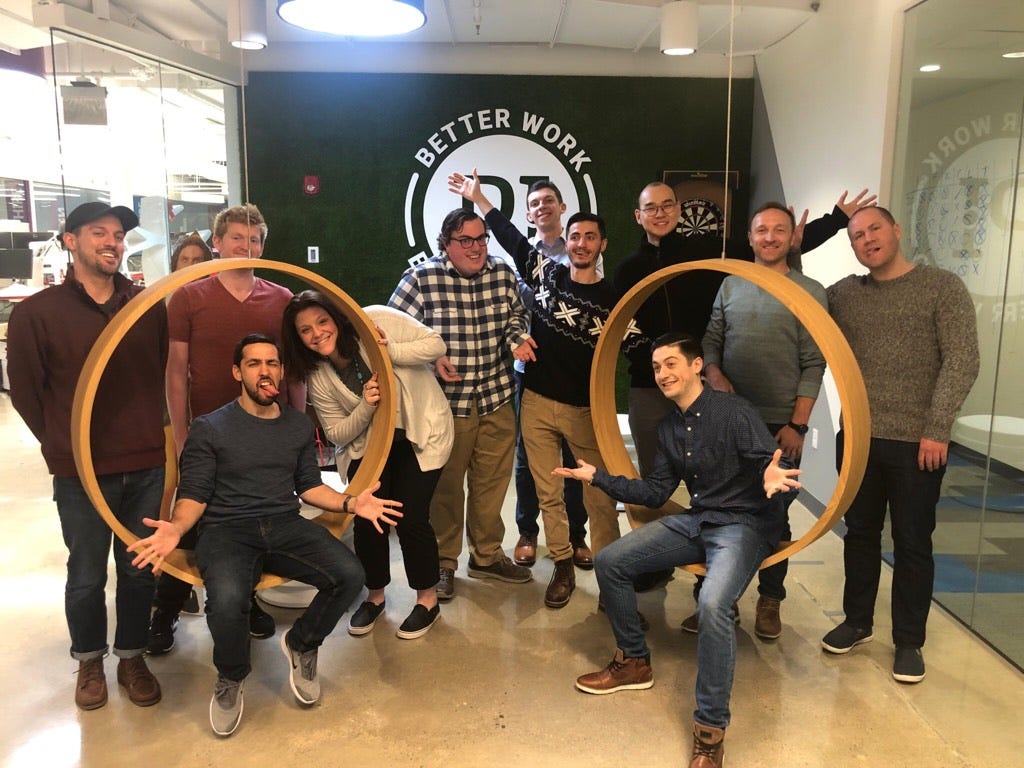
[{"x1": 2, "y1": 392, "x2": 1022, "y2": 768}]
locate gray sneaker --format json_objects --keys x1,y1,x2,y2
[
  {"x1": 209, "y1": 676, "x2": 244, "y2": 737},
  {"x1": 436, "y1": 567, "x2": 455, "y2": 601},
  {"x1": 280, "y1": 630, "x2": 320, "y2": 705},
  {"x1": 467, "y1": 555, "x2": 533, "y2": 584}
]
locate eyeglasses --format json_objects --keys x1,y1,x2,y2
[
  {"x1": 639, "y1": 201, "x2": 679, "y2": 216},
  {"x1": 449, "y1": 234, "x2": 490, "y2": 248}
]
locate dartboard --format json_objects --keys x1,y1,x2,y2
[{"x1": 677, "y1": 197, "x2": 724, "y2": 237}]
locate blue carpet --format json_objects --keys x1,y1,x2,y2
[{"x1": 884, "y1": 551, "x2": 1024, "y2": 593}]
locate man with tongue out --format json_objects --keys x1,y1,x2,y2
[
  {"x1": 128, "y1": 333, "x2": 402, "y2": 736},
  {"x1": 151, "y1": 203, "x2": 303, "y2": 654}
]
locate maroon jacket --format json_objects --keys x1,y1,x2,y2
[{"x1": 8, "y1": 267, "x2": 167, "y2": 477}]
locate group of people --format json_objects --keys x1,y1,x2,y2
[{"x1": 8, "y1": 173, "x2": 979, "y2": 766}]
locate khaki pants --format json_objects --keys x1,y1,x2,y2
[
  {"x1": 520, "y1": 389, "x2": 620, "y2": 560},
  {"x1": 430, "y1": 400, "x2": 516, "y2": 570}
]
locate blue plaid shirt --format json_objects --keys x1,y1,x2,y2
[{"x1": 389, "y1": 253, "x2": 530, "y2": 418}]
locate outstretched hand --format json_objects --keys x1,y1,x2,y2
[
  {"x1": 126, "y1": 518, "x2": 182, "y2": 575},
  {"x1": 764, "y1": 448, "x2": 801, "y2": 499},
  {"x1": 836, "y1": 188, "x2": 878, "y2": 217},
  {"x1": 788, "y1": 206, "x2": 809, "y2": 251},
  {"x1": 448, "y1": 169, "x2": 485, "y2": 205},
  {"x1": 552, "y1": 459, "x2": 597, "y2": 485},
  {"x1": 350, "y1": 481, "x2": 404, "y2": 534}
]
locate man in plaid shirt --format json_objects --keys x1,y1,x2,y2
[{"x1": 389, "y1": 208, "x2": 535, "y2": 600}]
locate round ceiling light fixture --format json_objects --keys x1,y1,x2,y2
[{"x1": 277, "y1": 0, "x2": 426, "y2": 37}]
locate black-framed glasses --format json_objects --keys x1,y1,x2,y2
[
  {"x1": 639, "y1": 202, "x2": 679, "y2": 216},
  {"x1": 450, "y1": 234, "x2": 490, "y2": 248}
]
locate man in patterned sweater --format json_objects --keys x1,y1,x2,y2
[
  {"x1": 449, "y1": 169, "x2": 648, "y2": 609},
  {"x1": 389, "y1": 207, "x2": 535, "y2": 600},
  {"x1": 821, "y1": 206, "x2": 979, "y2": 684}
]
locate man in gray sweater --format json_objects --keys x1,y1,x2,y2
[
  {"x1": 821, "y1": 206, "x2": 979, "y2": 684},
  {"x1": 701, "y1": 202, "x2": 828, "y2": 640}
]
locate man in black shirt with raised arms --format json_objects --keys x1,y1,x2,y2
[
  {"x1": 128, "y1": 333, "x2": 401, "y2": 738},
  {"x1": 555, "y1": 332, "x2": 799, "y2": 768}
]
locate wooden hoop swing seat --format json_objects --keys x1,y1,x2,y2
[
  {"x1": 70, "y1": 259, "x2": 395, "y2": 588},
  {"x1": 590, "y1": 259, "x2": 871, "y2": 575}
]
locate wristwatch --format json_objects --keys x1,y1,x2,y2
[{"x1": 787, "y1": 421, "x2": 809, "y2": 435}]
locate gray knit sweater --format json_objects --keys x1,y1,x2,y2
[
  {"x1": 827, "y1": 264, "x2": 979, "y2": 443},
  {"x1": 702, "y1": 270, "x2": 828, "y2": 424}
]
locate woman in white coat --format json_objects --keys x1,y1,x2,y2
[{"x1": 281, "y1": 291, "x2": 453, "y2": 639}]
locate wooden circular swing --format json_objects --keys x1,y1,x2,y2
[
  {"x1": 70, "y1": 258, "x2": 396, "y2": 588},
  {"x1": 590, "y1": 259, "x2": 870, "y2": 574}
]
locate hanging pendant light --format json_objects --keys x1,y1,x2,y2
[
  {"x1": 660, "y1": 1, "x2": 698, "y2": 56},
  {"x1": 228, "y1": 0, "x2": 268, "y2": 50},
  {"x1": 277, "y1": 0, "x2": 426, "y2": 37}
]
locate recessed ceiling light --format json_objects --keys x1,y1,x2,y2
[
  {"x1": 1003, "y1": 51, "x2": 1024, "y2": 59},
  {"x1": 919, "y1": 64, "x2": 941, "y2": 72}
]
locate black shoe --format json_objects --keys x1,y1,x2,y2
[
  {"x1": 892, "y1": 646, "x2": 926, "y2": 683},
  {"x1": 249, "y1": 596, "x2": 276, "y2": 639},
  {"x1": 147, "y1": 609, "x2": 178, "y2": 655},
  {"x1": 182, "y1": 588, "x2": 201, "y2": 615},
  {"x1": 821, "y1": 622, "x2": 873, "y2": 654},
  {"x1": 396, "y1": 604, "x2": 441, "y2": 640},
  {"x1": 348, "y1": 601, "x2": 386, "y2": 636},
  {"x1": 633, "y1": 568, "x2": 674, "y2": 593}
]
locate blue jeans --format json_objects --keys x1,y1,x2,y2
[
  {"x1": 513, "y1": 371, "x2": 587, "y2": 541},
  {"x1": 837, "y1": 433, "x2": 943, "y2": 648},
  {"x1": 196, "y1": 513, "x2": 365, "y2": 681},
  {"x1": 595, "y1": 515, "x2": 772, "y2": 729},
  {"x1": 54, "y1": 466, "x2": 164, "y2": 660}
]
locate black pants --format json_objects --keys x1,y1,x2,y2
[
  {"x1": 349, "y1": 433, "x2": 442, "y2": 591},
  {"x1": 837, "y1": 432, "x2": 942, "y2": 648}
]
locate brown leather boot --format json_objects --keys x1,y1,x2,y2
[
  {"x1": 117, "y1": 655, "x2": 162, "y2": 706},
  {"x1": 75, "y1": 657, "x2": 107, "y2": 710},
  {"x1": 754, "y1": 596, "x2": 782, "y2": 639},
  {"x1": 570, "y1": 538, "x2": 594, "y2": 570},
  {"x1": 513, "y1": 534, "x2": 537, "y2": 566},
  {"x1": 575, "y1": 649, "x2": 653, "y2": 694},
  {"x1": 688, "y1": 724, "x2": 729, "y2": 765},
  {"x1": 690, "y1": 721, "x2": 725, "y2": 768},
  {"x1": 544, "y1": 557, "x2": 576, "y2": 608}
]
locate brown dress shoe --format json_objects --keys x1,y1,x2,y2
[
  {"x1": 575, "y1": 649, "x2": 653, "y2": 694},
  {"x1": 513, "y1": 534, "x2": 537, "y2": 566},
  {"x1": 689, "y1": 721, "x2": 725, "y2": 768},
  {"x1": 754, "y1": 596, "x2": 782, "y2": 639},
  {"x1": 117, "y1": 655, "x2": 162, "y2": 707},
  {"x1": 570, "y1": 539, "x2": 594, "y2": 570},
  {"x1": 75, "y1": 657, "x2": 107, "y2": 710},
  {"x1": 544, "y1": 558, "x2": 576, "y2": 608}
]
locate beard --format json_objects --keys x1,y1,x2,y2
[{"x1": 243, "y1": 380, "x2": 279, "y2": 407}]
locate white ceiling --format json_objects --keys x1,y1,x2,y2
[{"x1": 1, "y1": 1, "x2": 820, "y2": 77}]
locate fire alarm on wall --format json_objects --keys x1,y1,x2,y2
[{"x1": 304, "y1": 175, "x2": 320, "y2": 195}]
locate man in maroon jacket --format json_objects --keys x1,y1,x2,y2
[{"x1": 8, "y1": 202, "x2": 168, "y2": 711}]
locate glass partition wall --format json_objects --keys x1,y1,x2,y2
[
  {"x1": 0, "y1": 31, "x2": 237, "y2": 286},
  {"x1": 891, "y1": 0, "x2": 1024, "y2": 668}
]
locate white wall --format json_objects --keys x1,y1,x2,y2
[{"x1": 753, "y1": 0, "x2": 912, "y2": 503}]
